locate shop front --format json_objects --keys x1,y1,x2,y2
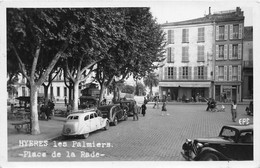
[
  {"x1": 159, "y1": 81, "x2": 211, "y2": 102},
  {"x1": 214, "y1": 83, "x2": 241, "y2": 102}
]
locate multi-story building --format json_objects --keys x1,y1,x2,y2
[
  {"x1": 159, "y1": 15, "x2": 215, "y2": 101},
  {"x1": 242, "y1": 26, "x2": 253, "y2": 100},
  {"x1": 213, "y1": 7, "x2": 244, "y2": 102}
]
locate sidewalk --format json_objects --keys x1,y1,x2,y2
[{"x1": 8, "y1": 116, "x2": 66, "y2": 150}]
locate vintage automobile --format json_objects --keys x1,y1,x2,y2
[
  {"x1": 181, "y1": 124, "x2": 253, "y2": 161},
  {"x1": 78, "y1": 96, "x2": 98, "y2": 109},
  {"x1": 115, "y1": 100, "x2": 140, "y2": 116},
  {"x1": 62, "y1": 109, "x2": 109, "y2": 139},
  {"x1": 97, "y1": 104, "x2": 128, "y2": 126}
]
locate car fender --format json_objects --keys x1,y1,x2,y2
[{"x1": 195, "y1": 147, "x2": 231, "y2": 161}]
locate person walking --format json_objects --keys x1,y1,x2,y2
[
  {"x1": 141, "y1": 103, "x2": 147, "y2": 117},
  {"x1": 231, "y1": 100, "x2": 237, "y2": 122},
  {"x1": 161, "y1": 99, "x2": 169, "y2": 116},
  {"x1": 133, "y1": 101, "x2": 139, "y2": 121}
]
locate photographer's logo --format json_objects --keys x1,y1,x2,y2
[{"x1": 238, "y1": 118, "x2": 250, "y2": 125}]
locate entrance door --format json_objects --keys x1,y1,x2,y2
[{"x1": 232, "y1": 86, "x2": 237, "y2": 102}]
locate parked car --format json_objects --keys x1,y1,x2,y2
[
  {"x1": 115, "y1": 100, "x2": 140, "y2": 116},
  {"x1": 79, "y1": 96, "x2": 98, "y2": 109},
  {"x1": 97, "y1": 104, "x2": 128, "y2": 126},
  {"x1": 181, "y1": 124, "x2": 253, "y2": 161},
  {"x1": 62, "y1": 109, "x2": 109, "y2": 139}
]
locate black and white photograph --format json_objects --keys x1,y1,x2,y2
[{"x1": 0, "y1": 0, "x2": 259, "y2": 168}]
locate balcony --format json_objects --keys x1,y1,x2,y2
[{"x1": 243, "y1": 61, "x2": 253, "y2": 68}]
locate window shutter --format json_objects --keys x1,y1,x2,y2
[
  {"x1": 229, "y1": 25, "x2": 233, "y2": 39},
  {"x1": 187, "y1": 29, "x2": 189, "y2": 42},
  {"x1": 224, "y1": 44, "x2": 228, "y2": 60},
  {"x1": 173, "y1": 67, "x2": 177, "y2": 80},
  {"x1": 167, "y1": 30, "x2": 171, "y2": 44},
  {"x1": 224, "y1": 66, "x2": 227, "y2": 81},
  {"x1": 238, "y1": 65, "x2": 241, "y2": 81},
  {"x1": 239, "y1": 24, "x2": 242, "y2": 39},
  {"x1": 188, "y1": 67, "x2": 192, "y2": 79},
  {"x1": 204, "y1": 67, "x2": 207, "y2": 80},
  {"x1": 229, "y1": 65, "x2": 232, "y2": 81},
  {"x1": 238, "y1": 44, "x2": 242, "y2": 59},
  {"x1": 216, "y1": 45, "x2": 219, "y2": 60},
  {"x1": 164, "y1": 67, "x2": 168, "y2": 80},
  {"x1": 229, "y1": 44, "x2": 232, "y2": 60},
  {"x1": 215, "y1": 66, "x2": 218, "y2": 81},
  {"x1": 171, "y1": 47, "x2": 174, "y2": 62},
  {"x1": 194, "y1": 67, "x2": 198, "y2": 80},
  {"x1": 216, "y1": 26, "x2": 219, "y2": 40},
  {"x1": 179, "y1": 67, "x2": 182, "y2": 80},
  {"x1": 167, "y1": 48, "x2": 171, "y2": 63},
  {"x1": 224, "y1": 25, "x2": 228, "y2": 40}
]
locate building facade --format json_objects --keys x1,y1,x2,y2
[
  {"x1": 159, "y1": 17, "x2": 214, "y2": 101},
  {"x1": 213, "y1": 7, "x2": 244, "y2": 103},
  {"x1": 242, "y1": 26, "x2": 253, "y2": 100}
]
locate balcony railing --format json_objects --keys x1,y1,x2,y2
[{"x1": 243, "y1": 61, "x2": 253, "y2": 68}]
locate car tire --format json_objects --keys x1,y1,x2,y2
[
  {"x1": 104, "y1": 120, "x2": 109, "y2": 130},
  {"x1": 200, "y1": 153, "x2": 219, "y2": 161},
  {"x1": 83, "y1": 133, "x2": 89, "y2": 139},
  {"x1": 124, "y1": 114, "x2": 128, "y2": 121},
  {"x1": 113, "y1": 117, "x2": 118, "y2": 126}
]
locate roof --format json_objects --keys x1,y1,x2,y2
[
  {"x1": 70, "y1": 109, "x2": 96, "y2": 115},
  {"x1": 244, "y1": 26, "x2": 253, "y2": 41},
  {"x1": 161, "y1": 7, "x2": 244, "y2": 27},
  {"x1": 224, "y1": 124, "x2": 253, "y2": 131}
]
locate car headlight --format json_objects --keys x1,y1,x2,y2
[
  {"x1": 196, "y1": 142, "x2": 203, "y2": 149},
  {"x1": 186, "y1": 139, "x2": 192, "y2": 143}
]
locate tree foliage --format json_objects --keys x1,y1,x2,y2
[{"x1": 143, "y1": 72, "x2": 159, "y2": 96}]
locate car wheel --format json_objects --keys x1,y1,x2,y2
[
  {"x1": 104, "y1": 120, "x2": 109, "y2": 130},
  {"x1": 124, "y1": 114, "x2": 128, "y2": 121},
  {"x1": 113, "y1": 117, "x2": 118, "y2": 126},
  {"x1": 83, "y1": 133, "x2": 89, "y2": 139},
  {"x1": 200, "y1": 153, "x2": 219, "y2": 161}
]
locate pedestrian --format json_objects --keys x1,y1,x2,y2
[
  {"x1": 161, "y1": 100, "x2": 169, "y2": 116},
  {"x1": 133, "y1": 101, "x2": 139, "y2": 121},
  {"x1": 153, "y1": 96, "x2": 157, "y2": 108},
  {"x1": 64, "y1": 96, "x2": 67, "y2": 106},
  {"x1": 141, "y1": 103, "x2": 147, "y2": 116},
  {"x1": 231, "y1": 100, "x2": 237, "y2": 122},
  {"x1": 206, "y1": 98, "x2": 211, "y2": 111}
]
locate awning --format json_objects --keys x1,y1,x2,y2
[{"x1": 159, "y1": 81, "x2": 211, "y2": 88}]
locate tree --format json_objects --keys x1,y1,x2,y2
[
  {"x1": 143, "y1": 72, "x2": 159, "y2": 97},
  {"x1": 135, "y1": 82, "x2": 146, "y2": 96},
  {"x1": 7, "y1": 8, "x2": 84, "y2": 135},
  {"x1": 94, "y1": 8, "x2": 165, "y2": 102},
  {"x1": 121, "y1": 85, "x2": 135, "y2": 94}
]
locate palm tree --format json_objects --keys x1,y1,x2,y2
[{"x1": 143, "y1": 72, "x2": 159, "y2": 98}]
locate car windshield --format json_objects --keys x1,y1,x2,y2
[{"x1": 220, "y1": 127, "x2": 236, "y2": 141}]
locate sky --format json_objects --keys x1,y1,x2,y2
[{"x1": 147, "y1": 1, "x2": 255, "y2": 26}]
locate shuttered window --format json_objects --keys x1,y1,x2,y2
[
  {"x1": 197, "y1": 45, "x2": 204, "y2": 61},
  {"x1": 182, "y1": 46, "x2": 189, "y2": 62},
  {"x1": 198, "y1": 27, "x2": 205, "y2": 42},
  {"x1": 182, "y1": 29, "x2": 189, "y2": 43},
  {"x1": 168, "y1": 30, "x2": 174, "y2": 44}
]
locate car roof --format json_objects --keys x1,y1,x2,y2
[
  {"x1": 223, "y1": 124, "x2": 253, "y2": 131},
  {"x1": 70, "y1": 109, "x2": 96, "y2": 115}
]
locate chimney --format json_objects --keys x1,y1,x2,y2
[{"x1": 209, "y1": 7, "x2": 211, "y2": 15}]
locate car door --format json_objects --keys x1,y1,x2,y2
[
  {"x1": 83, "y1": 114, "x2": 91, "y2": 133},
  {"x1": 220, "y1": 131, "x2": 253, "y2": 160},
  {"x1": 231, "y1": 131, "x2": 253, "y2": 160},
  {"x1": 89, "y1": 113, "x2": 97, "y2": 131}
]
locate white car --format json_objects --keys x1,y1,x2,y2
[{"x1": 62, "y1": 109, "x2": 109, "y2": 138}]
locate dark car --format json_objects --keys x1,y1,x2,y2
[
  {"x1": 79, "y1": 96, "x2": 98, "y2": 109},
  {"x1": 181, "y1": 124, "x2": 253, "y2": 161},
  {"x1": 97, "y1": 104, "x2": 128, "y2": 126},
  {"x1": 115, "y1": 100, "x2": 139, "y2": 116}
]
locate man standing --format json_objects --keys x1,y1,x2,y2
[
  {"x1": 231, "y1": 100, "x2": 237, "y2": 122},
  {"x1": 133, "y1": 101, "x2": 139, "y2": 121}
]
